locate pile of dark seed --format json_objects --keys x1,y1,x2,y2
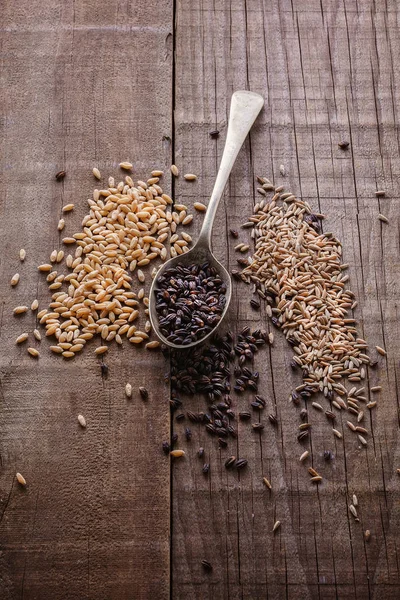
[
  {"x1": 154, "y1": 262, "x2": 227, "y2": 345},
  {"x1": 162, "y1": 327, "x2": 271, "y2": 460}
]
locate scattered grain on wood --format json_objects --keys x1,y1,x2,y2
[
  {"x1": 94, "y1": 346, "x2": 108, "y2": 355},
  {"x1": 201, "y1": 560, "x2": 213, "y2": 572},
  {"x1": 27, "y1": 347, "x2": 39, "y2": 358},
  {"x1": 170, "y1": 450, "x2": 185, "y2": 458},
  {"x1": 16, "y1": 472, "x2": 27, "y2": 486},
  {"x1": 272, "y1": 520, "x2": 281, "y2": 533},
  {"x1": 349, "y1": 504, "x2": 358, "y2": 519},
  {"x1": 19, "y1": 249, "x2": 26, "y2": 261},
  {"x1": 170, "y1": 164, "x2": 179, "y2": 176},
  {"x1": 16, "y1": 333, "x2": 29, "y2": 344},
  {"x1": 263, "y1": 477, "x2": 272, "y2": 489},
  {"x1": 92, "y1": 167, "x2": 101, "y2": 179},
  {"x1": 119, "y1": 162, "x2": 133, "y2": 170},
  {"x1": 77, "y1": 414, "x2": 87, "y2": 428},
  {"x1": 14, "y1": 305, "x2": 28, "y2": 315}
]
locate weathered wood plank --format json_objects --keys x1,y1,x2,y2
[
  {"x1": 172, "y1": 1, "x2": 400, "y2": 599},
  {"x1": 0, "y1": 1, "x2": 172, "y2": 598}
]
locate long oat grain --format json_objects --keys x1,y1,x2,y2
[
  {"x1": 16, "y1": 472, "x2": 27, "y2": 486},
  {"x1": 16, "y1": 333, "x2": 29, "y2": 344},
  {"x1": 272, "y1": 520, "x2": 281, "y2": 533}
]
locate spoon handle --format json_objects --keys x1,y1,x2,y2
[{"x1": 197, "y1": 90, "x2": 264, "y2": 248}]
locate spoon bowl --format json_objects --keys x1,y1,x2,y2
[
  {"x1": 148, "y1": 243, "x2": 232, "y2": 350},
  {"x1": 149, "y1": 90, "x2": 264, "y2": 349}
]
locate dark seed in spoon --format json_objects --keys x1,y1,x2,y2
[{"x1": 154, "y1": 262, "x2": 227, "y2": 345}]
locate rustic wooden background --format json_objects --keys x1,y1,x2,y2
[{"x1": 1, "y1": 1, "x2": 400, "y2": 598}]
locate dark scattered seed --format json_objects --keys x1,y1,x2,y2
[
  {"x1": 162, "y1": 441, "x2": 170, "y2": 454},
  {"x1": 100, "y1": 363, "x2": 109, "y2": 377},
  {"x1": 230, "y1": 229, "x2": 239, "y2": 238},
  {"x1": 250, "y1": 298, "x2": 260, "y2": 310},
  {"x1": 297, "y1": 431, "x2": 309, "y2": 442},
  {"x1": 185, "y1": 427, "x2": 192, "y2": 441},
  {"x1": 218, "y1": 438, "x2": 228, "y2": 448},
  {"x1": 198, "y1": 447, "x2": 204, "y2": 458},
  {"x1": 239, "y1": 411, "x2": 251, "y2": 420},
  {"x1": 171, "y1": 433, "x2": 178, "y2": 444},
  {"x1": 225, "y1": 456, "x2": 236, "y2": 469},
  {"x1": 235, "y1": 458, "x2": 248, "y2": 470},
  {"x1": 201, "y1": 560, "x2": 213, "y2": 572},
  {"x1": 187, "y1": 411, "x2": 199, "y2": 422},
  {"x1": 139, "y1": 387, "x2": 149, "y2": 400},
  {"x1": 338, "y1": 140, "x2": 349, "y2": 149},
  {"x1": 300, "y1": 408, "x2": 308, "y2": 421},
  {"x1": 252, "y1": 423, "x2": 265, "y2": 431},
  {"x1": 268, "y1": 414, "x2": 278, "y2": 426},
  {"x1": 325, "y1": 410, "x2": 336, "y2": 421},
  {"x1": 55, "y1": 170, "x2": 66, "y2": 180},
  {"x1": 176, "y1": 413, "x2": 185, "y2": 422},
  {"x1": 324, "y1": 450, "x2": 334, "y2": 461},
  {"x1": 209, "y1": 130, "x2": 220, "y2": 139},
  {"x1": 202, "y1": 463, "x2": 210, "y2": 474},
  {"x1": 291, "y1": 391, "x2": 300, "y2": 405}
]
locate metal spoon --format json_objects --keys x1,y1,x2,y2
[{"x1": 149, "y1": 90, "x2": 264, "y2": 349}]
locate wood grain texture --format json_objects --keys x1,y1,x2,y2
[
  {"x1": 172, "y1": 1, "x2": 400, "y2": 599},
  {"x1": 0, "y1": 1, "x2": 172, "y2": 598},
  {"x1": 2, "y1": 0, "x2": 400, "y2": 598}
]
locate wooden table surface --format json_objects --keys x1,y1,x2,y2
[{"x1": 1, "y1": 1, "x2": 400, "y2": 598}]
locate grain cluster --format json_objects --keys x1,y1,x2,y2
[
  {"x1": 239, "y1": 179, "x2": 370, "y2": 397},
  {"x1": 14, "y1": 168, "x2": 196, "y2": 358}
]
